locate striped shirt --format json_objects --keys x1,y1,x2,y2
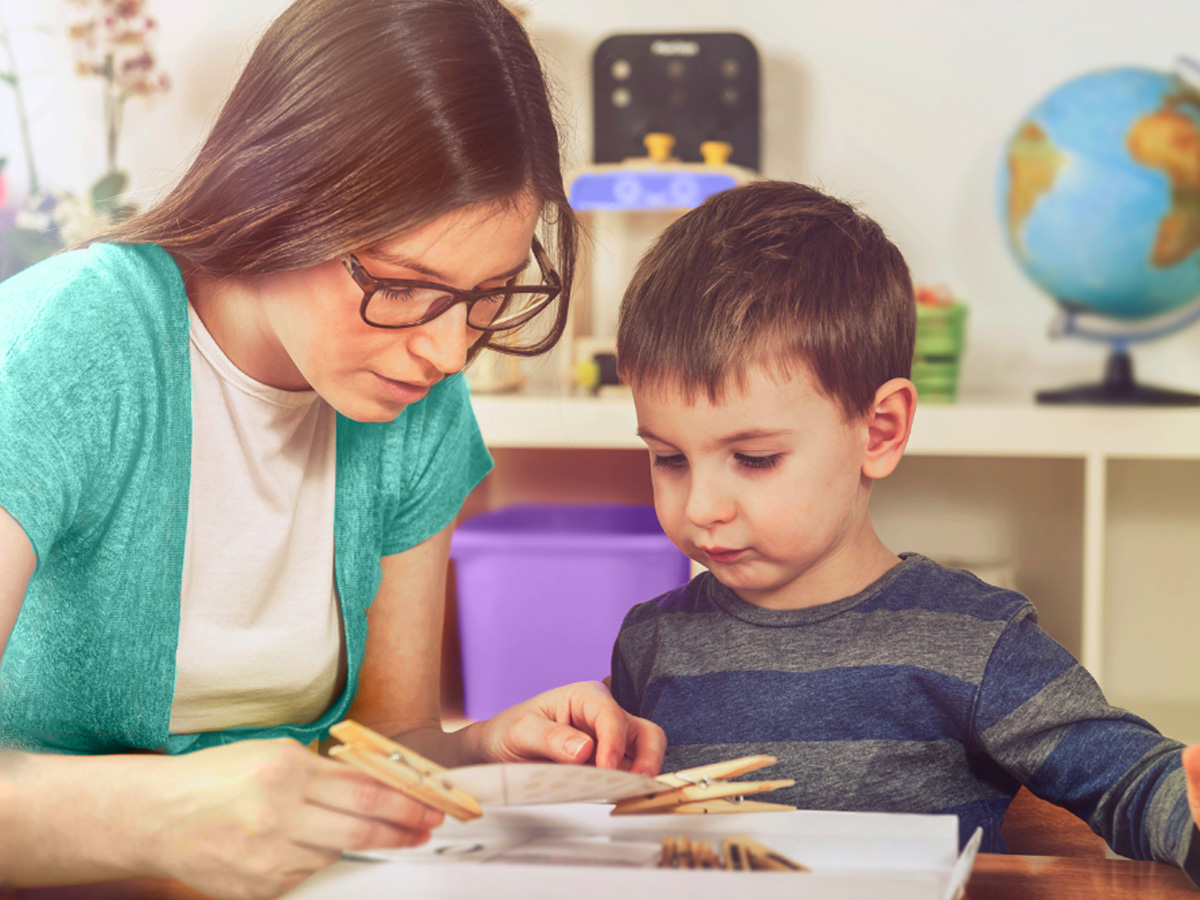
[{"x1": 610, "y1": 553, "x2": 1198, "y2": 879}]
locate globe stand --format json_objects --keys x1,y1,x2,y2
[
  {"x1": 1037, "y1": 347, "x2": 1200, "y2": 406},
  {"x1": 1035, "y1": 303, "x2": 1200, "y2": 407}
]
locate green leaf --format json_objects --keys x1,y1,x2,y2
[
  {"x1": 0, "y1": 72, "x2": 15, "y2": 87},
  {"x1": 91, "y1": 171, "x2": 128, "y2": 208},
  {"x1": 4, "y1": 227, "x2": 62, "y2": 265},
  {"x1": 110, "y1": 203, "x2": 138, "y2": 224}
]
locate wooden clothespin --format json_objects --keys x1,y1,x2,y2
[
  {"x1": 658, "y1": 834, "x2": 810, "y2": 871},
  {"x1": 611, "y1": 754, "x2": 796, "y2": 815},
  {"x1": 722, "y1": 836, "x2": 810, "y2": 872},
  {"x1": 328, "y1": 720, "x2": 483, "y2": 821}
]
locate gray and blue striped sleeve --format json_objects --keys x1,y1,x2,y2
[{"x1": 974, "y1": 615, "x2": 1198, "y2": 882}]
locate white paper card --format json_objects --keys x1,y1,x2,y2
[{"x1": 437, "y1": 762, "x2": 665, "y2": 805}]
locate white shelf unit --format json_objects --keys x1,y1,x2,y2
[{"x1": 469, "y1": 392, "x2": 1200, "y2": 745}]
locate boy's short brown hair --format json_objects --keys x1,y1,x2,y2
[{"x1": 616, "y1": 180, "x2": 915, "y2": 419}]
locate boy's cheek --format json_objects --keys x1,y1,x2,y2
[
  {"x1": 650, "y1": 491, "x2": 688, "y2": 545},
  {"x1": 654, "y1": 504, "x2": 684, "y2": 541}
]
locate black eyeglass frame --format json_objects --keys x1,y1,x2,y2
[{"x1": 341, "y1": 236, "x2": 562, "y2": 331}]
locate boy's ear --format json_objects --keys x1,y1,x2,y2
[{"x1": 861, "y1": 378, "x2": 917, "y2": 480}]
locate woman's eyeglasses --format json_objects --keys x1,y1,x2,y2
[{"x1": 342, "y1": 236, "x2": 561, "y2": 331}]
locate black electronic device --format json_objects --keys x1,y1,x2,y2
[{"x1": 592, "y1": 32, "x2": 761, "y2": 171}]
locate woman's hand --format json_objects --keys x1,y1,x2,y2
[
  {"x1": 467, "y1": 680, "x2": 666, "y2": 775},
  {"x1": 147, "y1": 738, "x2": 443, "y2": 900}
]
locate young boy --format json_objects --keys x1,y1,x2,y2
[{"x1": 609, "y1": 180, "x2": 1200, "y2": 879}]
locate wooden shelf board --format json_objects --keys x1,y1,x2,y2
[{"x1": 471, "y1": 392, "x2": 1200, "y2": 458}]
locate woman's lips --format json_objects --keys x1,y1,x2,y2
[{"x1": 374, "y1": 373, "x2": 433, "y2": 404}]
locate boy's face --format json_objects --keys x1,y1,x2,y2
[{"x1": 633, "y1": 362, "x2": 881, "y2": 610}]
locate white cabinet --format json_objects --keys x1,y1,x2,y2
[{"x1": 470, "y1": 393, "x2": 1200, "y2": 744}]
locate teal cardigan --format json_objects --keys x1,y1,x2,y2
[{"x1": 0, "y1": 244, "x2": 492, "y2": 754}]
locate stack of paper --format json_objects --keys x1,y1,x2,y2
[{"x1": 286, "y1": 803, "x2": 981, "y2": 900}]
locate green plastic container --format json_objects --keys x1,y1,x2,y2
[
  {"x1": 914, "y1": 302, "x2": 968, "y2": 356},
  {"x1": 911, "y1": 357, "x2": 962, "y2": 403},
  {"x1": 913, "y1": 302, "x2": 968, "y2": 403}
]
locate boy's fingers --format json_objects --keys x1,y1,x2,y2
[
  {"x1": 561, "y1": 681, "x2": 663, "y2": 772},
  {"x1": 487, "y1": 681, "x2": 657, "y2": 768},
  {"x1": 502, "y1": 714, "x2": 597, "y2": 764},
  {"x1": 1183, "y1": 745, "x2": 1200, "y2": 826},
  {"x1": 623, "y1": 717, "x2": 667, "y2": 776},
  {"x1": 583, "y1": 702, "x2": 633, "y2": 770}
]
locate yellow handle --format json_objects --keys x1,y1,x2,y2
[
  {"x1": 643, "y1": 132, "x2": 676, "y2": 162},
  {"x1": 700, "y1": 140, "x2": 733, "y2": 166}
]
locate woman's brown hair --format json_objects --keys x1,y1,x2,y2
[
  {"x1": 617, "y1": 180, "x2": 914, "y2": 419},
  {"x1": 91, "y1": 0, "x2": 576, "y2": 358}
]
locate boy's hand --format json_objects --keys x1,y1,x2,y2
[
  {"x1": 1185, "y1": 745, "x2": 1200, "y2": 829},
  {"x1": 471, "y1": 680, "x2": 666, "y2": 775}
]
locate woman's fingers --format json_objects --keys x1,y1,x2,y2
[
  {"x1": 306, "y1": 757, "x2": 444, "y2": 832},
  {"x1": 150, "y1": 739, "x2": 447, "y2": 900},
  {"x1": 289, "y1": 796, "x2": 436, "y2": 854}
]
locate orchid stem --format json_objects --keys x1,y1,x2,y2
[
  {"x1": 103, "y1": 51, "x2": 120, "y2": 176},
  {"x1": 0, "y1": 6, "x2": 41, "y2": 195}
]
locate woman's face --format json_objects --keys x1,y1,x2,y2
[{"x1": 256, "y1": 192, "x2": 542, "y2": 422}]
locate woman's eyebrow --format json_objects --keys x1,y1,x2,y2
[{"x1": 366, "y1": 249, "x2": 532, "y2": 284}]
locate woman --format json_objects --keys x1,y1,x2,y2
[{"x1": 0, "y1": 0, "x2": 664, "y2": 896}]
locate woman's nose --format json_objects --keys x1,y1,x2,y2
[{"x1": 405, "y1": 304, "x2": 478, "y2": 376}]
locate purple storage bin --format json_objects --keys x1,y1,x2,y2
[{"x1": 450, "y1": 503, "x2": 690, "y2": 721}]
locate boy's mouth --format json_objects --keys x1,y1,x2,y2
[{"x1": 700, "y1": 546, "x2": 746, "y2": 564}]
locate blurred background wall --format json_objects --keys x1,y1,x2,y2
[
  {"x1": 3, "y1": 0, "x2": 1199, "y2": 733},
  {"x1": 2, "y1": 0, "x2": 1197, "y2": 398}
]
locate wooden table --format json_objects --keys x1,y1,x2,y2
[
  {"x1": 7, "y1": 853, "x2": 1197, "y2": 899},
  {"x1": 965, "y1": 853, "x2": 1197, "y2": 899}
]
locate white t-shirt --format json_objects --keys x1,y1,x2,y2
[{"x1": 169, "y1": 304, "x2": 344, "y2": 734}]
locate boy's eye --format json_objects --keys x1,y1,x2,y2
[
  {"x1": 735, "y1": 453, "x2": 782, "y2": 470},
  {"x1": 652, "y1": 453, "x2": 687, "y2": 470}
]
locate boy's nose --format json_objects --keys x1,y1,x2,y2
[
  {"x1": 684, "y1": 477, "x2": 735, "y2": 529},
  {"x1": 404, "y1": 305, "x2": 477, "y2": 376}
]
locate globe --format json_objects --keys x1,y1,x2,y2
[{"x1": 998, "y1": 63, "x2": 1200, "y2": 403}]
